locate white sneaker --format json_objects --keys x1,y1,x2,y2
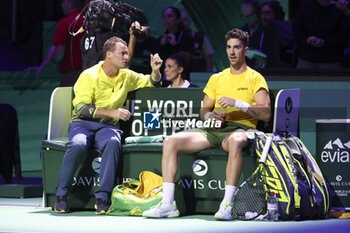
[
  {"x1": 214, "y1": 201, "x2": 235, "y2": 220},
  {"x1": 143, "y1": 201, "x2": 180, "y2": 218}
]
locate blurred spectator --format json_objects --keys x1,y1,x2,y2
[
  {"x1": 261, "y1": 1, "x2": 286, "y2": 27},
  {"x1": 159, "y1": 6, "x2": 195, "y2": 74},
  {"x1": 164, "y1": 54, "x2": 198, "y2": 88},
  {"x1": 331, "y1": 0, "x2": 350, "y2": 67},
  {"x1": 0, "y1": 1, "x2": 43, "y2": 71},
  {"x1": 293, "y1": 0, "x2": 349, "y2": 69},
  {"x1": 240, "y1": 0, "x2": 293, "y2": 68},
  {"x1": 181, "y1": 10, "x2": 214, "y2": 72},
  {"x1": 241, "y1": 0, "x2": 262, "y2": 37},
  {"x1": 331, "y1": 0, "x2": 350, "y2": 16},
  {"x1": 259, "y1": 1, "x2": 294, "y2": 68},
  {"x1": 240, "y1": 0, "x2": 265, "y2": 68},
  {"x1": 26, "y1": 0, "x2": 85, "y2": 87}
]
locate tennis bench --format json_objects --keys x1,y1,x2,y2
[{"x1": 41, "y1": 87, "x2": 300, "y2": 214}]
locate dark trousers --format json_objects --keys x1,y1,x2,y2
[{"x1": 56, "y1": 120, "x2": 122, "y2": 201}]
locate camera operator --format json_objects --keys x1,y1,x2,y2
[
  {"x1": 81, "y1": 0, "x2": 149, "y2": 70},
  {"x1": 124, "y1": 15, "x2": 160, "y2": 74}
]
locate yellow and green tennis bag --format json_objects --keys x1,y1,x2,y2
[
  {"x1": 107, "y1": 171, "x2": 163, "y2": 216},
  {"x1": 254, "y1": 132, "x2": 330, "y2": 220}
]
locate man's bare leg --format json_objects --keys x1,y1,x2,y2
[
  {"x1": 143, "y1": 131, "x2": 210, "y2": 218},
  {"x1": 222, "y1": 130, "x2": 248, "y2": 186},
  {"x1": 162, "y1": 131, "x2": 211, "y2": 183},
  {"x1": 214, "y1": 130, "x2": 248, "y2": 220},
  {"x1": 162, "y1": 131, "x2": 211, "y2": 203}
]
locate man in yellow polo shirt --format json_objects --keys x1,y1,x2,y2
[
  {"x1": 143, "y1": 29, "x2": 271, "y2": 220},
  {"x1": 54, "y1": 36, "x2": 163, "y2": 214}
]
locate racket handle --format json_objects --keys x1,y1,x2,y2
[{"x1": 260, "y1": 135, "x2": 274, "y2": 163}]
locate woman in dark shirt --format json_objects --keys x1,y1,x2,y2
[{"x1": 159, "y1": 7, "x2": 195, "y2": 70}]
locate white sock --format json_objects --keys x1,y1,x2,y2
[
  {"x1": 162, "y1": 182, "x2": 175, "y2": 204},
  {"x1": 222, "y1": 185, "x2": 237, "y2": 205}
]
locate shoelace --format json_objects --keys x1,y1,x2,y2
[{"x1": 221, "y1": 202, "x2": 232, "y2": 212}]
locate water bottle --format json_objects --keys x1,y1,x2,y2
[{"x1": 267, "y1": 192, "x2": 279, "y2": 221}]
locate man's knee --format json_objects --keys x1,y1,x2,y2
[
  {"x1": 104, "y1": 139, "x2": 121, "y2": 151},
  {"x1": 226, "y1": 132, "x2": 248, "y2": 149},
  {"x1": 65, "y1": 138, "x2": 87, "y2": 161},
  {"x1": 71, "y1": 133, "x2": 88, "y2": 148},
  {"x1": 163, "y1": 136, "x2": 182, "y2": 151},
  {"x1": 67, "y1": 134, "x2": 88, "y2": 156}
]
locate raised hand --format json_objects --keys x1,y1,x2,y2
[{"x1": 150, "y1": 53, "x2": 163, "y2": 71}]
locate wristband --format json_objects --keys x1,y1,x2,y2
[
  {"x1": 79, "y1": 104, "x2": 97, "y2": 119},
  {"x1": 204, "y1": 112, "x2": 211, "y2": 121},
  {"x1": 149, "y1": 75, "x2": 161, "y2": 87},
  {"x1": 235, "y1": 99, "x2": 250, "y2": 112}
]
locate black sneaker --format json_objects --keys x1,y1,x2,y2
[
  {"x1": 95, "y1": 198, "x2": 110, "y2": 215},
  {"x1": 54, "y1": 196, "x2": 69, "y2": 213}
]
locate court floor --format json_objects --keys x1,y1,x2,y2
[{"x1": 0, "y1": 197, "x2": 350, "y2": 233}]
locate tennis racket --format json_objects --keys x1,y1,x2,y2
[{"x1": 233, "y1": 134, "x2": 274, "y2": 220}]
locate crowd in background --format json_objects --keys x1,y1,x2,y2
[
  {"x1": 241, "y1": 0, "x2": 349, "y2": 69},
  {"x1": 2, "y1": 0, "x2": 350, "y2": 87}
]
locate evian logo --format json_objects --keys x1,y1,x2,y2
[
  {"x1": 192, "y1": 160, "x2": 208, "y2": 176},
  {"x1": 323, "y1": 138, "x2": 350, "y2": 150},
  {"x1": 321, "y1": 138, "x2": 350, "y2": 163}
]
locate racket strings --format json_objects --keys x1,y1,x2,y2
[{"x1": 234, "y1": 180, "x2": 266, "y2": 217}]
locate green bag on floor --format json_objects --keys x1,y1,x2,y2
[{"x1": 107, "y1": 171, "x2": 163, "y2": 216}]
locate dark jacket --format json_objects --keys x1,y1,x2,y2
[{"x1": 293, "y1": 0, "x2": 349, "y2": 63}]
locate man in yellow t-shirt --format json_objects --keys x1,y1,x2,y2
[
  {"x1": 143, "y1": 29, "x2": 271, "y2": 220},
  {"x1": 54, "y1": 36, "x2": 163, "y2": 214}
]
